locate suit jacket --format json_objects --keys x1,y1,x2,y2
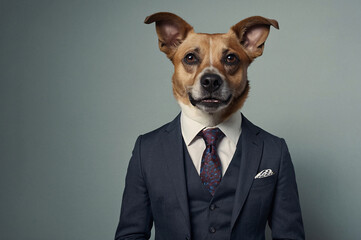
[{"x1": 115, "y1": 114, "x2": 305, "y2": 240}]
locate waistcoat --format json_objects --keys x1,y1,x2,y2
[{"x1": 183, "y1": 139, "x2": 242, "y2": 240}]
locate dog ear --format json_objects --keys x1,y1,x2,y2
[
  {"x1": 144, "y1": 12, "x2": 193, "y2": 59},
  {"x1": 231, "y1": 16, "x2": 279, "y2": 59}
]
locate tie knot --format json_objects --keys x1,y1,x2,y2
[{"x1": 199, "y1": 128, "x2": 225, "y2": 146}]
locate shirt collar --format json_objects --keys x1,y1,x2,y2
[{"x1": 180, "y1": 111, "x2": 242, "y2": 146}]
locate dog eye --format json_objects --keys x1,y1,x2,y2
[
  {"x1": 225, "y1": 54, "x2": 239, "y2": 64},
  {"x1": 184, "y1": 53, "x2": 199, "y2": 65}
]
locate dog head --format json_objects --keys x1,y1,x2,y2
[{"x1": 145, "y1": 12, "x2": 278, "y2": 126}]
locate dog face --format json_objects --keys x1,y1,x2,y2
[{"x1": 145, "y1": 12, "x2": 278, "y2": 125}]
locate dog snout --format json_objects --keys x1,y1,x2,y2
[{"x1": 200, "y1": 73, "x2": 223, "y2": 93}]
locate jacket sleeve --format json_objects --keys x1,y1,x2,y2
[
  {"x1": 115, "y1": 135, "x2": 153, "y2": 240},
  {"x1": 268, "y1": 139, "x2": 305, "y2": 240}
]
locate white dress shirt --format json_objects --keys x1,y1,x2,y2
[{"x1": 180, "y1": 111, "x2": 242, "y2": 176}]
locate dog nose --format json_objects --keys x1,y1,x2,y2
[{"x1": 200, "y1": 73, "x2": 223, "y2": 93}]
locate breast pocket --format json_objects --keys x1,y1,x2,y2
[{"x1": 251, "y1": 174, "x2": 277, "y2": 189}]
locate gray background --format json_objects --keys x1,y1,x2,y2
[{"x1": 1, "y1": 0, "x2": 361, "y2": 239}]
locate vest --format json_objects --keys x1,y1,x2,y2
[{"x1": 183, "y1": 139, "x2": 242, "y2": 240}]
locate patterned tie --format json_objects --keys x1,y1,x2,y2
[{"x1": 198, "y1": 128, "x2": 225, "y2": 196}]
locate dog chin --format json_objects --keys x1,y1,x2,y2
[
  {"x1": 188, "y1": 94, "x2": 232, "y2": 114},
  {"x1": 178, "y1": 101, "x2": 222, "y2": 127},
  {"x1": 178, "y1": 95, "x2": 233, "y2": 126},
  {"x1": 196, "y1": 103, "x2": 228, "y2": 113}
]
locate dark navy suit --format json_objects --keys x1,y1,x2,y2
[{"x1": 115, "y1": 114, "x2": 305, "y2": 240}]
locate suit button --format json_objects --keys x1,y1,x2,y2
[
  {"x1": 209, "y1": 204, "x2": 216, "y2": 210},
  {"x1": 209, "y1": 227, "x2": 216, "y2": 233}
]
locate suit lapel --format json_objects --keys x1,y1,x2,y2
[
  {"x1": 231, "y1": 115, "x2": 264, "y2": 230},
  {"x1": 160, "y1": 113, "x2": 262, "y2": 232},
  {"x1": 162, "y1": 114, "x2": 191, "y2": 232}
]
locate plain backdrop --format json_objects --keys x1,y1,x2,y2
[{"x1": 1, "y1": 0, "x2": 361, "y2": 239}]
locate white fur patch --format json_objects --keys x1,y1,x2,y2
[
  {"x1": 180, "y1": 65, "x2": 233, "y2": 126},
  {"x1": 178, "y1": 101, "x2": 222, "y2": 127}
]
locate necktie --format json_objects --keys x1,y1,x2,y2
[{"x1": 198, "y1": 128, "x2": 225, "y2": 196}]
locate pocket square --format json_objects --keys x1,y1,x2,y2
[{"x1": 254, "y1": 169, "x2": 274, "y2": 179}]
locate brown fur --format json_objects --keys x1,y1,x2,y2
[{"x1": 145, "y1": 13, "x2": 278, "y2": 125}]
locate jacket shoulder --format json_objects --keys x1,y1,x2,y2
[
  {"x1": 137, "y1": 114, "x2": 180, "y2": 145},
  {"x1": 243, "y1": 115, "x2": 285, "y2": 146}
]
